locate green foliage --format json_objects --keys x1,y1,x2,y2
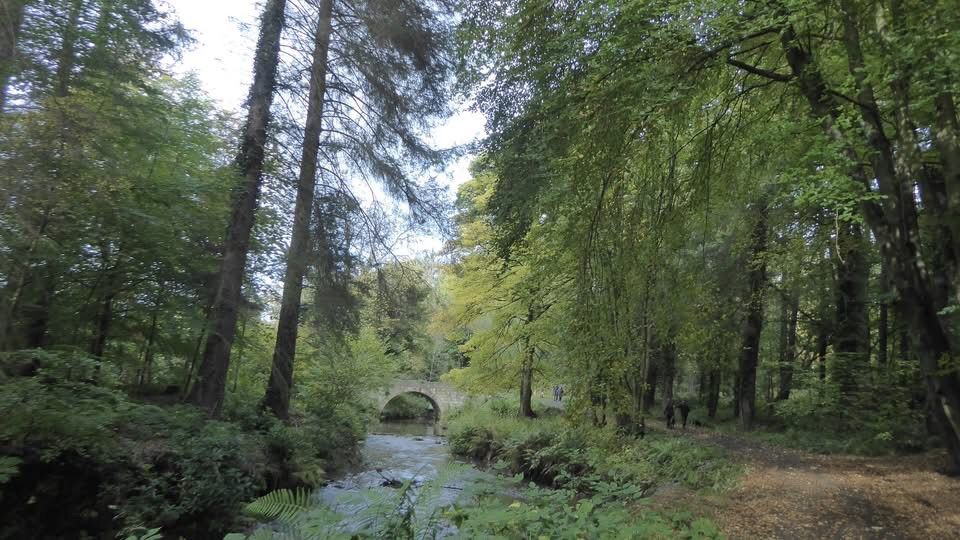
[
  {"x1": 245, "y1": 488, "x2": 314, "y2": 523},
  {"x1": 450, "y1": 0, "x2": 960, "y2": 470},
  {"x1": 114, "y1": 405, "x2": 260, "y2": 532},
  {"x1": 1, "y1": 73, "x2": 235, "y2": 361},
  {"x1": 447, "y1": 400, "x2": 742, "y2": 496},
  {"x1": 446, "y1": 399, "x2": 544, "y2": 460},
  {"x1": 762, "y1": 378, "x2": 927, "y2": 456},
  {"x1": 0, "y1": 351, "x2": 133, "y2": 462},
  {"x1": 451, "y1": 489, "x2": 723, "y2": 539},
  {"x1": 121, "y1": 527, "x2": 164, "y2": 540},
  {"x1": 292, "y1": 326, "x2": 393, "y2": 466},
  {"x1": 357, "y1": 264, "x2": 437, "y2": 377},
  {"x1": 230, "y1": 465, "x2": 471, "y2": 539},
  {"x1": 218, "y1": 321, "x2": 396, "y2": 488},
  {"x1": 628, "y1": 439, "x2": 742, "y2": 493},
  {"x1": 0, "y1": 359, "x2": 264, "y2": 537}
]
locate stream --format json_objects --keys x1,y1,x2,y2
[{"x1": 316, "y1": 420, "x2": 488, "y2": 536}]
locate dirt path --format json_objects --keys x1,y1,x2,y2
[{"x1": 656, "y1": 426, "x2": 960, "y2": 539}]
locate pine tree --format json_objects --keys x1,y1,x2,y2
[
  {"x1": 263, "y1": 0, "x2": 333, "y2": 420},
  {"x1": 261, "y1": 0, "x2": 453, "y2": 419},
  {"x1": 188, "y1": 0, "x2": 287, "y2": 416}
]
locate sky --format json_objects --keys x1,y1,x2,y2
[{"x1": 164, "y1": 0, "x2": 486, "y2": 254}]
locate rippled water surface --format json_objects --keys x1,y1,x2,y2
[{"x1": 316, "y1": 420, "x2": 483, "y2": 535}]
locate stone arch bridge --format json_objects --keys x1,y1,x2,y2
[{"x1": 373, "y1": 379, "x2": 467, "y2": 421}]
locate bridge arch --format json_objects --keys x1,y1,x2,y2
[
  {"x1": 374, "y1": 380, "x2": 467, "y2": 422},
  {"x1": 381, "y1": 391, "x2": 440, "y2": 420}
]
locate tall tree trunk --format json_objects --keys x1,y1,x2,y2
[
  {"x1": 778, "y1": 292, "x2": 799, "y2": 400},
  {"x1": 931, "y1": 93, "x2": 960, "y2": 283},
  {"x1": 189, "y1": 0, "x2": 287, "y2": 416},
  {"x1": 738, "y1": 200, "x2": 768, "y2": 429},
  {"x1": 137, "y1": 285, "x2": 163, "y2": 389},
  {"x1": 839, "y1": 4, "x2": 960, "y2": 471},
  {"x1": 816, "y1": 322, "x2": 828, "y2": 382},
  {"x1": 661, "y1": 339, "x2": 676, "y2": 404},
  {"x1": 23, "y1": 275, "x2": 51, "y2": 349},
  {"x1": 0, "y1": 0, "x2": 26, "y2": 111},
  {"x1": 706, "y1": 368, "x2": 720, "y2": 418},
  {"x1": 733, "y1": 371, "x2": 741, "y2": 418},
  {"x1": 642, "y1": 353, "x2": 658, "y2": 412},
  {"x1": 181, "y1": 327, "x2": 205, "y2": 400},
  {"x1": 232, "y1": 316, "x2": 248, "y2": 393},
  {"x1": 89, "y1": 244, "x2": 118, "y2": 361},
  {"x1": 263, "y1": 0, "x2": 334, "y2": 420},
  {"x1": 832, "y1": 221, "x2": 870, "y2": 397},
  {"x1": 878, "y1": 266, "x2": 890, "y2": 366},
  {"x1": 519, "y1": 337, "x2": 536, "y2": 418},
  {"x1": 89, "y1": 291, "x2": 114, "y2": 359},
  {"x1": 898, "y1": 314, "x2": 910, "y2": 365}
]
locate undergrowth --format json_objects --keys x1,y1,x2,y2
[
  {"x1": 227, "y1": 465, "x2": 723, "y2": 539},
  {"x1": 447, "y1": 398, "x2": 742, "y2": 494},
  {"x1": 700, "y1": 371, "x2": 934, "y2": 456},
  {"x1": 0, "y1": 349, "x2": 369, "y2": 539},
  {"x1": 226, "y1": 397, "x2": 734, "y2": 539},
  {"x1": 450, "y1": 485, "x2": 722, "y2": 539}
]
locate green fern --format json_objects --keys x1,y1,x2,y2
[
  {"x1": 233, "y1": 465, "x2": 471, "y2": 539},
  {"x1": 244, "y1": 488, "x2": 314, "y2": 523}
]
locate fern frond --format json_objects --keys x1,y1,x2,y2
[{"x1": 244, "y1": 488, "x2": 313, "y2": 524}]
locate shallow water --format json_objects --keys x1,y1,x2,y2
[
  {"x1": 316, "y1": 421, "x2": 481, "y2": 536},
  {"x1": 368, "y1": 418, "x2": 442, "y2": 437}
]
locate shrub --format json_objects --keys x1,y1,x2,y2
[
  {"x1": 0, "y1": 355, "x2": 264, "y2": 539},
  {"x1": 447, "y1": 399, "x2": 741, "y2": 496},
  {"x1": 765, "y1": 375, "x2": 929, "y2": 455},
  {"x1": 446, "y1": 401, "x2": 534, "y2": 461},
  {"x1": 114, "y1": 406, "x2": 261, "y2": 536},
  {"x1": 451, "y1": 486, "x2": 723, "y2": 539}
]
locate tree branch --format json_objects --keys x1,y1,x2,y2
[{"x1": 726, "y1": 57, "x2": 794, "y2": 82}]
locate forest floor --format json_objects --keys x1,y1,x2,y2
[{"x1": 648, "y1": 423, "x2": 960, "y2": 539}]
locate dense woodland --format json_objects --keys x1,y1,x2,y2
[{"x1": 1, "y1": 0, "x2": 959, "y2": 538}]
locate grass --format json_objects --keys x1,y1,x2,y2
[
  {"x1": 688, "y1": 397, "x2": 934, "y2": 457},
  {"x1": 446, "y1": 397, "x2": 742, "y2": 494},
  {"x1": 439, "y1": 396, "x2": 738, "y2": 538}
]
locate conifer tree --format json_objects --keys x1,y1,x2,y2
[
  {"x1": 188, "y1": 0, "x2": 287, "y2": 415},
  {"x1": 261, "y1": 0, "x2": 453, "y2": 419}
]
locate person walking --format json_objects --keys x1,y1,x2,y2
[{"x1": 664, "y1": 399, "x2": 675, "y2": 428}]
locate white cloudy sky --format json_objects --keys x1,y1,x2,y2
[{"x1": 164, "y1": 0, "x2": 485, "y2": 254}]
